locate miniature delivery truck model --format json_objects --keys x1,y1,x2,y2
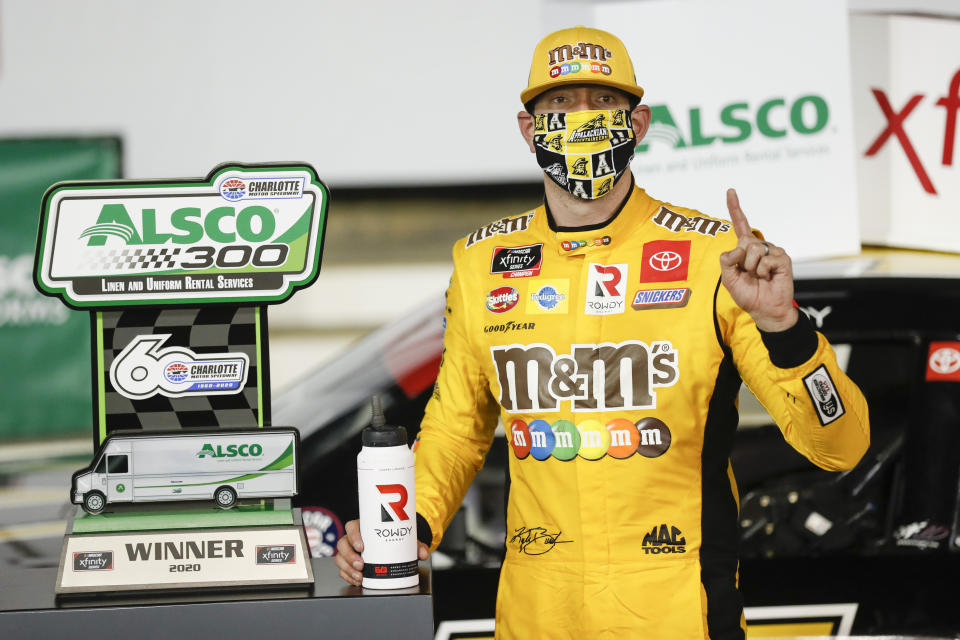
[{"x1": 72, "y1": 428, "x2": 299, "y2": 514}]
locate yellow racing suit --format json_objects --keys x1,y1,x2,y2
[{"x1": 414, "y1": 182, "x2": 870, "y2": 639}]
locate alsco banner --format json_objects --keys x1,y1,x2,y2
[
  {"x1": 593, "y1": 0, "x2": 861, "y2": 261},
  {"x1": 34, "y1": 164, "x2": 328, "y2": 308}
]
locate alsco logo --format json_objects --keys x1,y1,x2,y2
[
  {"x1": 637, "y1": 95, "x2": 829, "y2": 153},
  {"x1": 642, "y1": 524, "x2": 686, "y2": 554},
  {"x1": 80, "y1": 203, "x2": 278, "y2": 247},
  {"x1": 196, "y1": 443, "x2": 264, "y2": 458}
]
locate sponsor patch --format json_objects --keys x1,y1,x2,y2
[
  {"x1": 640, "y1": 240, "x2": 691, "y2": 282},
  {"x1": 652, "y1": 207, "x2": 731, "y2": 237},
  {"x1": 485, "y1": 286, "x2": 519, "y2": 313},
  {"x1": 526, "y1": 280, "x2": 569, "y2": 314},
  {"x1": 490, "y1": 244, "x2": 543, "y2": 278},
  {"x1": 642, "y1": 524, "x2": 686, "y2": 555},
  {"x1": 73, "y1": 551, "x2": 113, "y2": 571},
  {"x1": 584, "y1": 263, "x2": 627, "y2": 315},
  {"x1": 491, "y1": 340, "x2": 678, "y2": 412},
  {"x1": 484, "y1": 320, "x2": 536, "y2": 334},
  {"x1": 464, "y1": 213, "x2": 534, "y2": 249},
  {"x1": 802, "y1": 365, "x2": 845, "y2": 425},
  {"x1": 893, "y1": 520, "x2": 950, "y2": 550},
  {"x1": 925, "y1": 341, "x2": 960, "y2": 381},
  {"x1": 560, "y1": 235, "x2": 611, "y2": 252},
  {"x1": 631, "y1": 287, "x2": 691, "y2": 310}
]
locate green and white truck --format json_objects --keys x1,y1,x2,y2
[{"x1": 71, "y1": 428, "x2": 299, "y2": 514}]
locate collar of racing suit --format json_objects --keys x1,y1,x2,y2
[{"x1": 541, "y1": 173, "x2": 658, "y2": 257}]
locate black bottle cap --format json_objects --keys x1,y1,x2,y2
[{"x1": 361, "y1": 396, "x2": 407, "y2": 447}]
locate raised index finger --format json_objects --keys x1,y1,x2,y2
[{"x1": 726, "y1": 188, "x2": 753, "y2": 240}]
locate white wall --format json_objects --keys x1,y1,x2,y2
[{"x1": 0, "y1": 0, "x2": 544, "y2": 186}]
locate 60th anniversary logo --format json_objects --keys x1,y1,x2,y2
[{"x1": 34, "y1": 163, "x2": 328, "y2": 308}]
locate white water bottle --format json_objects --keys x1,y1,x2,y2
[{"x1": 357, "y1": 396, "x2": 419, "y2": 589}]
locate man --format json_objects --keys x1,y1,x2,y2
[{"x1": 338, "y1": 25, "x2": 869, "y2": 639}]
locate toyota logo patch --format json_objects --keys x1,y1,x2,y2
[
  {"x1": 639, "y1": 240, "x2": 691, "y2": 282},
  {"x1": 649, "y1": 251, "x2": 683, "y2": 272}
]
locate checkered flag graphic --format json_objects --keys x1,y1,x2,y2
[
  {"x1": 88, "y1": 247, "x2": 182, "y2": 271},
  {"x1": 98, "y1": 306, "x2": 270, "y2": 434}
]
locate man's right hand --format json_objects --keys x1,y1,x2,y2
[{"x1": 335, "y1": 519, "x2": 431, "y2": 587}]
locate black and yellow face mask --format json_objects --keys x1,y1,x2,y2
[{"x1": 533, "y1": 108, "x2": 636, "y2": 200}]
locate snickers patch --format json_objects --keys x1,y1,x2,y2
[
  {"x1": 631, "y1": 288, "x2": 691, "y2": 310},
  {"x1": 803, "y1": 365, "x2": 845, "y2": 426},
  {"x1": 491, "y1": 244, "x2": 543, "y2": 278}
]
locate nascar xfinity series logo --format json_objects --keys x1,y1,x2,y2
[
  {"x1": 33, "y1": 164, "x2": 328, "y2": 308},
  {"x1": 73, "y1": 551, "x2": 113, "y2": 571},
  {"x1": 256, "y1": 545, "x2": 296, "y2": 565},
  {"x1": 109, "y1": 334, "x2": 249, "y2": 400}
]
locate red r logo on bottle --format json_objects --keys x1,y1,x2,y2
[{"x1": 376, "y1": 484, "x2": 410, "y2": 521}]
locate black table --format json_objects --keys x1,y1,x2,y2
[{"x1": 0, "y1": 557, "x2": 433, "y2": 639}]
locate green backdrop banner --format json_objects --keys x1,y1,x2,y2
[{"x1": 0, "y1": 138, "x2": 121, "y2": 439}]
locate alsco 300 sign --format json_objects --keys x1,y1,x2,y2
[{"x1": 34, "y1": 164, "x2": 328, "y2": 308}]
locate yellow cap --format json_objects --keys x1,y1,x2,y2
[{"x1": 521, "y1": 26, "x2": 644, "y2": 106}]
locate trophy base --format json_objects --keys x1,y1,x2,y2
[{"x1": 55, "y1": 499, "x2": 314, "y2": 595}]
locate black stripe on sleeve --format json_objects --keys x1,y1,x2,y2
[{"x1": 702, "y1": 280, "x2": 746, "y2": 639}]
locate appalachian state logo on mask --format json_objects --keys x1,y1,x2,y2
[
  {"x1": 612, "y1": 109, "x2": 626, "y2": 127},
  {"x1": 568, "y1": 114, "x2": 608, "y2": 143},
  {"x1": 571, "y1": 157, "x2": 589, "y2": 176},
  {"x1": 547, "y1": 133, "x2": 564, "y2": 152}
]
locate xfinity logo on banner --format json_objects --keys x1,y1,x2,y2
[
  {"x1": 33, "y1": 164, "x2": 328, "y2": 308},
  {"x1": 863, "y1": 69, "x2": 960, "y2": 195}
]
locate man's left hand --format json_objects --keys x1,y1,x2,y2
[{"x1": 718, "y1": 189, "x2": 798, "y2": 332}]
